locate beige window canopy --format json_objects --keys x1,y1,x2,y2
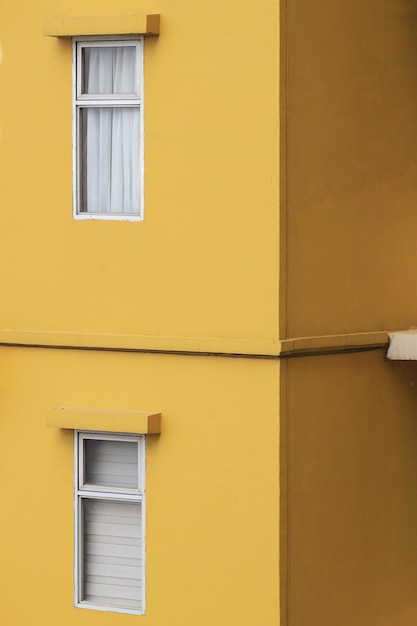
[
  {"x1": 44, "y1": 14, "x2": 160, "y2": 37},
  {"x1": 46, "y1": 406, "x2": 161, "y2": 434},
  {"x1": 387, "y1": 329, "x2": 417, "y2": 360}
]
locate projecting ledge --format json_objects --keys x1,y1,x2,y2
[
  {"x1": 387, "y1": 330, "x2": 417, "y2": 360},
  {"x1": 44, "y1": 14, "x2": 160, "y2": 37},
  {"x1": 46, "y1": 407, "x2": 161, "y2": 434}
]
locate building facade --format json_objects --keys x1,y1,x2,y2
[{"x1": 3, "y1": 1, "x2": 417, "y2": 625}]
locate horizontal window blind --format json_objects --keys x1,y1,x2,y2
[
  {"x1": 82, "y1": 499, "x2": 142, "y2": 610},
  {"x1": 84, "y1": 439, "x2": 138, "y2": 489}
]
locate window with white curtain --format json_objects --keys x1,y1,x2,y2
[
  {"x1": 73, "y1": 39, "x2": 143, "y2": 219},
  {"x1": 75, "y1": 432, "x2": 145, "y2": 614}
]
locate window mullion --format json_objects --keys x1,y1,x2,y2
[
  {"x1": 78, "y1": 490, "x2": 142, "y2": 501},
  {"x1": 76, "y1": 102, "x2": 140, "y2": 108}
]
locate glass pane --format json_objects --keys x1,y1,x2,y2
[
  {"x1": 84, "y1": 439, "x2": 138, "y2": 489},
  {"x1": 82, "y1": 46, "x2": 136, "y2": 95},
  {"x1": 79, "y1": 107, "x2": 140, "y2": 214}
]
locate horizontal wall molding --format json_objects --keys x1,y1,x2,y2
[
  {"x1": 0, "y1": 328, "x2": 393, "y2": 358},
  {"x1": 44, "y1": 14, "x2": 160, "y2": 37},
  {"x1": 0, "y1": 328, "x2": 281, "y2": 358},
  {"x1": 47, "y1": 406, "x2": 161, "y2": 434},
  {"x1": 280, "y1": 331, "x2": 389, "y2": 357}
]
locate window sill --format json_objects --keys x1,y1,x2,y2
[
  {"x1": 44, "y1": 14, "x2": 160, "y2": 37},
  {"x1": 46, "y1": 406, "x2": 161, "y2": 434},
  {"x1": 73, "y1": 213, "x2": 143, "y2": 222},
  {"x1": 75, "y1": 601, "x2": 142, "y2": 616}
]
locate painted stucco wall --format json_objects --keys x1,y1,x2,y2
[
  {"x1": 281, "y1": 1, "x2": 417, "y2": 624},
  {"x1": 284, "y1": 351, "x2": 417, "y2": 626},
  {"x1": 0, "y1": 0, "x2": 279, "y2": 345},
  {"x1": 0, "y1": 349, "x2": 279, "y2": 625},
  {"x1": 0, "y1": 1, "x2": 279, "y2": 624},
  {"x1": 283, "y1": 0, "x2": 417, "y2": 338}
]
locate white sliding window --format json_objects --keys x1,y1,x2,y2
[
  {"x1": 75, "y1": 432, "x2": 145, "y2": 614},
  {"x1": 73, "y1": 39, "x2": 143, "y2": 220}
]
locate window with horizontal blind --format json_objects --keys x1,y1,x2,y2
[{"x1": 75, "y1": 432, "x2": 145, "y2": 614}]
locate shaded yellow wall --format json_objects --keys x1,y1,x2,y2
[
  {"x1": 285, "y1": 350, "x2": 417, "y2": 626},
  {"x1": 0, "y1": 348, "x2": 279, "y2": 625},
  {"x1": 280, "y1": 1, "x2": 417, "y2": 623},
  {"x1": 283, "y1": 0, "x2": 417, "y2": 338},
  {"x1": 0, "y1": 0, "x2": 279, "y2": 343}
]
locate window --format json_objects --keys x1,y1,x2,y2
[
  {"x1": 73, "y1": 39, "x2": 144, "y2": 220},
  {"x1": 75, "y1": 432, "x2": 145, "y2": 614}
]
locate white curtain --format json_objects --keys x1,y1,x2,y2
[{"x1": 83, "y1": 47, "x2": 140, "y2": 214}]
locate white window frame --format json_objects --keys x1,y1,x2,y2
[
  {"x1": 72, "y1": 37, "x2": 144, "y2": 221},
  {"x1": 74, "y1": 431, "x2": 146, "y2": 614}
]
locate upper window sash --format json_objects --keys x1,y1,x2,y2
[
  {"x1": 78, "y1": 432, "x2": 144, "y2": 495},
  {"x1": 76, "y1": 40, "x2": 142, "y2": 101}
]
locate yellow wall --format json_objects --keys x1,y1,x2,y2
[
  {"x1": 0, "y1": 0, "x2": 279, "y2": 345},
  {"x1": 284, "y1": 351, "x2": 417, "y2": 626},
  {"x1": 0, "y1": 348, "x2": 279, "y2": 625},
  {"x1": 0, "y1": 348, "x2": 278, "y2": 626},
  {"x1": 0, "y1": 1, "x2": 280, "y2": 624},
  {"x1": 280, "y1": 1, "x2": 417, "y2": 624},
  {"x1": 282, "y1": 0, "x2": 417, "y2": 338}
]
